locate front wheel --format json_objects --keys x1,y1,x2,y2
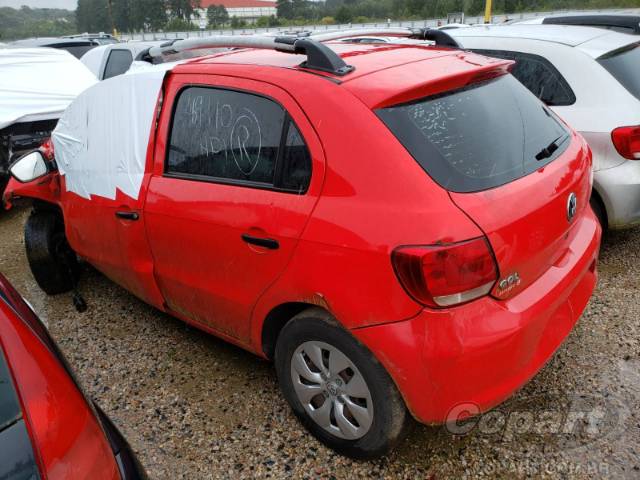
[
  {"x1": 24, "y1": 211, "x2": 79, "y2": 295},
  {"x1": 275, "y1": 308, "x2": 409, "y2": 459}
]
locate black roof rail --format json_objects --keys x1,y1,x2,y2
[
  {"x1": 273, "y1": 36, "x2": 354, "y2": 75},
  {"x1": 138, "y1": 28, "x2": 461, "y2": 76},
  {"x1": 542, "y1": 14, "x2": 640, "y2": 34},
  {"x1": 141, "y1": 34, "x2": 355, "y2": 76}
]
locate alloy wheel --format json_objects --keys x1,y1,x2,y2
[{"x1": 290, "y1": 340, "x2": 373, "y2": 440}]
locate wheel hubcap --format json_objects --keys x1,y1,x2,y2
[{"x1": 290, "y1": 341, "x2": 373, "y2": 440}]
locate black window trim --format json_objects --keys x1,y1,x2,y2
[
  {"x1": 164, "y1": 84, "x2": 312, "y2": 195},
  {"x1": 471, "y1": 48, "x2": 577, "y2": 107}
]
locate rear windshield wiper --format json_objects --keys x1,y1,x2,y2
[{"x1": 535, "y1": 134, "x2": 568, "y2": 161}]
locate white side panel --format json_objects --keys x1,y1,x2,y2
[
  {"x1": 52, "y1": 69, "x2": 167, "y2": 201},
  {"x1": 80, "y1": 44, "x2": 110, "y2": 78},
  {"x1": 0, "y1": 48, "x2": 97, "y2": 129}
]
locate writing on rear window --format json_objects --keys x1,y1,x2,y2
[{"x1": 377, "y1": 75, "x2": 569, "y2": 193}]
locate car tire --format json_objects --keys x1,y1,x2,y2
[
  {"x1": 590, "y1": 195, "x2": 607, "y2": 232},
  {"x1": 275, "y1": 308, "x2": 409, "y2": 459},
  {"x1": 24, "y1": 211, "x2": 79, "y2": 295},
  {"x1": 0, "y1": 174, "x2": 8, "y2": 202}
]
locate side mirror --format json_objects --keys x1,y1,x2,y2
[{"x1": 9, "y1": 151, "x2": 49, "y2": 183}]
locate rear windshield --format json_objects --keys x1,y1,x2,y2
[
  {"x1": 598, "y1": 45, "x2": 640, "y2": 101},
  {"x1": 377, "y1": 74, "x2": 570, "y2": 193}
]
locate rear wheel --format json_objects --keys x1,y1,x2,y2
[
  {"x1": 275, "y1": 308, "x2": 409, "y2": 459},
  {"x1": 25, "y1": 211, "x2": 79, "y2": 295}
]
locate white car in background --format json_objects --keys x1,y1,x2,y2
[
  {"x1": 437, "y1": 23, "x2": 472, "y2": 30},
  {"x1": 448, "y1": 24, "x2": 640, "y2": 230},
  {"x1": 80, "y1": 41, "x2": 165, "y2": 80},
  {"x1": 0, "y1": 48, "x2": 96, "y2": 197},
  {"x1": 81, "y1": 41, "x2": 229, "y2": 80},
  {"x1": 515, "y1": 13, "x2": 640, "y2": 35}
]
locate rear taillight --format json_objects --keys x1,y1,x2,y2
[
  {"x1": 611, "y1": 126, "x2": 640, "y2": 160},
  {"x1": 392, "y1": 237, "x2": 498, "y2": 308}
]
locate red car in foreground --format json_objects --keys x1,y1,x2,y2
[
  {"x1": 4, "y1": 29, "x2": 601, "y2": 458},
  {"x1": 0, "y1": 273, "x2": 146, "y2": 479}
]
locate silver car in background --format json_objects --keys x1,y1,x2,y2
[{"x1": 448, "y1": 24, "x2": 640, "y2": 230}]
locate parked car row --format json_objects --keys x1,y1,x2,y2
[{"x1": 0, "y1": 14, "x2": 637, "y2": 467}]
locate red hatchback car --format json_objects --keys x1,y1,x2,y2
[
  {"x1": 0, "y1": 273, "x2": 146, "y2": 479},
  {"x1": 4, "y1": 30, "x2": 601, "y2": 458}
]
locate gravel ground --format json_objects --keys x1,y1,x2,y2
[{"x1": 1, "y1": 205, "x2": 638, "y2": 479}]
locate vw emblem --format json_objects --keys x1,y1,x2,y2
[{"x1": 567, "y1": 193, "x2": 578, "y2": 222}]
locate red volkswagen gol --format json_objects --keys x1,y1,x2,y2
[
  {"x1": 4, "y1": 30, "x2": 601, "y2": 458},
  {"x1": 0, "y1": 273, "x2": 146, "y2": 479}
]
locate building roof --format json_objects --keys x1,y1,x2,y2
[{"x1": 199, "y1": 0, "x2": 276, "y2": 8}]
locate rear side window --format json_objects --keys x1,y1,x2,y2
[
  {"x1": 167, "y1": 86, "x2": 312, "y2": 193},
  {"x1": 103, "y1": 49, "x2": 134, "y2": 79},
  {"x1": 598, "y1": 45, "x2": 640, "y2": 101},
  {"x1": 472, "y1": 49, "x2": 575, "y2": 106},
  {"x1": 0, "y1": 349, "x2": 41, "y2": 479},
  {"x1": 278, "y1": 122, "x2": 312, "y2": 192},
  {"x1": 377, "y1": 75, "x2": 570, "y2": 193},
  {"x1": 59, "y1": 44, "x2": 95, "y2": 59}
]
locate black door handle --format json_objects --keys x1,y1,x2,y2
[
  {"x1": 115, "y1": 211, "x2": 139, "y2": 221},
  {"x1": 241, "y1": 234, "x2": 279, "y2": 250}
]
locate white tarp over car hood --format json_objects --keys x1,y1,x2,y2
[
  {"x1": 0, "y1": 48, "x2": 97, "y2": 130},
  {"x1": 52, "y1": 65, "x2": 172, "y2": 200}
]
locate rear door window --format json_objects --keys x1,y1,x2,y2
[
  {"x1": 472, "y1": 49, "x2": 575, "y2": 106},
  {"x1": 167, "y1": 86, "x2": 312, "y2": 193},
  {"x1": 103, "y1": 49, "x2": 134, "y2": 79},
  {"x1": 377, "y1": 74, "x2": 570, "y2": 193},
  {"x1": 598, "y1": 45, "x2": 640, "y2": 101}
]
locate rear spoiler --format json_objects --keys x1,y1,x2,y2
[{"x1": 543, "y1": 15, "x2": 640, "y2": 34}]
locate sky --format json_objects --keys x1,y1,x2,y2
[{"x1": 0, "y1": 0, "x2": 76, "y2": 9}]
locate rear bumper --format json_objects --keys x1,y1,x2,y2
[
  {"x1": 353, "y1": 212, "x2": 601, "y2": 424},
  {"x1": 594, "y1": 159, "x2": 640, "y2": 229}
]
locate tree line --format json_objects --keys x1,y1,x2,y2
[
  {"x1": 3, "y1": 0, "x2": 639, "y2": 40},
  {"x1": 277, "y1": 0, "x2": 640, "y2": 24},
  {"x1": 76, "y1": 0, "x2": 200, "y2": 33},
  {"x1": 0, "y1": 6, "x2": 76, "y2": 41}
]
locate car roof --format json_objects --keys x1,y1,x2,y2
[
  {"x1": 111, "y1": 41, "x2": 165, "y2": 51},
  {"x1": 448, "y1": 24, "x2": 639, "y2": 57},
  {"x1": 182, "y1": 42, "x2": 462, "y2": 79},
  {"x1": 9, "y1": 37, "x2": 96, "y2": 47},
  {"x1": 516, "y1": 13, "x2": 640, "y2": 33},
  {"x1": 173, "y1": 42, "x2": 512, "y2": 108}
]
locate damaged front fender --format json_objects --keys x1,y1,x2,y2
[{"x1": 3, "y1": 172, "x2": 62, "y2": 210}]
